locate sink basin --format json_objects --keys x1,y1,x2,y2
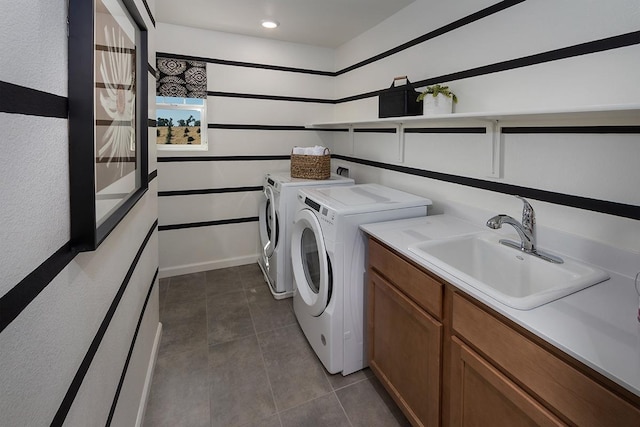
[{"x1": 408, "y1": 233, "x2": 610, "y2": 310}]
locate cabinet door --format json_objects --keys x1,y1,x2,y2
[
  {"x1": 450, "y1": 337, "x2": 565, "y2": 427},
  {"x1": 368, "y1": 271, "x2": 442, "y2": 427},
  {"x1": 452, "y1": 293, "x2": 640, "y2": 426}
]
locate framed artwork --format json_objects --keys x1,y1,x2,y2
[{"x1": 68, "y1": 0, "x2": 149, "y2": 251}]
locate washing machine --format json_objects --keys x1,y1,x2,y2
[
  {"x1": 258, "y1": 172, "x2": 354, "y2": 299},
  {"x1": 290, "y1": 184, "x2": 432, "y2": 375}
]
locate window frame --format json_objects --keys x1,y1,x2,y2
[{"x1": 156, "y1": 96, "x2": 208, "y2": 151}]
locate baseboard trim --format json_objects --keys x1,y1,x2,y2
[
  {"x1": 159, "y1": 254, "x2": 259, "y2": 278},
  {"x1": 135, "y1": 322, "x2": 162, "y2": 427}
]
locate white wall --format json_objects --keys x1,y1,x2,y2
[
  {"x1": 0, "y1": 0, "x2": 160, "y2": 425},
  {"x1": 154, "y1": 0, "x2": 639, "y2": 275},
  {"x1": 334, "y1": 0, "x2": 640, "y2": 115},
  {"x1": 331, "y1": 0, "x2": 640, "y2": 252},
  {"x1": 156, "y1": 24, "x2": 335, "y2": 276}
]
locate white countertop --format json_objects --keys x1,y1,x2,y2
[{"x1": 360, "y1": 214, "x2": 640, "y2": 397}]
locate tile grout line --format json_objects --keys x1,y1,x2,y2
[
  {"x1": 159, "y1": 268, "x2": 394, "y2": 427},
  {"x1": 333, "y1": 389, "x2": 355, "y2": 427},
  {"x1": 319, "y1": 361, "x2": 358, "y2": 427},
  {"x1": 277, "y1": 389, "x2": 337, "y2": 416},
  {"x1": 245, "y1": 285, "x2": 283, "y2": 426},
  {"x1": 330, "y1": 374, "x2": 372, "y2": 392},
  {"x1": 204, "y1": 273, "x2": 213, "y2": 426},
  {"x1": 241, "y1": 265, "x2": 285, "y2": 427},
  {"x1": 159, "y1": 277, "x2": 170, "y2": 312}
]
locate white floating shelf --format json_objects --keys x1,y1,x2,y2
[
  {"x1": 306, "y1": 104, "x2": 640, "y2": 128},
  {"x1": 310, "y1": 103, "x2": 640, "y2": 179}
]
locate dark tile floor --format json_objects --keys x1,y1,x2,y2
[{"x1": 143, "y1": 263, "x2": 410, "y2": 427}]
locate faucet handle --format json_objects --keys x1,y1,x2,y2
[{"x1": 515, "y1": 196, "x2": 535, "y2": 232}]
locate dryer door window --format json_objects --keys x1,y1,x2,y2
[
  {"x1": 260, "y1": 186, "x2": 278, "y2": 258},
  {"x1": 301, "y1": 228, "x2": 321, "y2": 293},
  {"x1": 292, "y1": 208, "x2": 330, "y2": 316}
]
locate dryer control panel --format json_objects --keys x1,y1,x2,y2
[
  {"x1": 301, "y1": 195, "x2": 337, "y2": 241},
  {"x1": 265, "y1": 176, "x2": 281, "y2": 191}
]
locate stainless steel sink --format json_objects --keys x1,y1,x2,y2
[{"x1": 408, "y1": 232, "x2": 610, "y2": 310}]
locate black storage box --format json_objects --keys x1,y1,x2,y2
[{"x1": 378, "y1": 78, "x2": 422, "y2": 118}]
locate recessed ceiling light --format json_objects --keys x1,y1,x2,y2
[{"x1": 261, "y1": 20, "x2": 279, "y2": 29}]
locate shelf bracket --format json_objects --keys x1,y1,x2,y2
[
  {"x1": 397, "y1": 123, "x2": 405, "y2": 163},
  {"x1": 486, "y1": 120, "x2": 503, "y2": 179},
  {"x1": 348, "y1": 125, "x2": 355, "y2": 156}
]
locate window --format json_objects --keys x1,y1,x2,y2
[
  {"x1": 156, "y1": 96, "x2": 207, "y2": 149},
  {"x1": 156, "y1": 57, "x2": 208, "y2": 150}
]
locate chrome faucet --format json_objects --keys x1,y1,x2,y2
[{"x1": 486, "y1": 196, "x2": 563, "y2": 264}]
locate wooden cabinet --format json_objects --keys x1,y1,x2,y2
[
  {"x1": 450, "y1": 336, "x2": 565, "y2": 427},
  {"x1": 366, "y1": 237, "x2": 640, "y2": 427},
  {"x1": 367, "y1": 240, "x2": 443, "y2": 427},
  {"x1": 451, "y1": 293, "x2": 640, "y2": 427}
]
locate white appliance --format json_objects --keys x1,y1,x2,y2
[
  {"x1": 258, "y1": 172, "x2": 354, "y2": 299},
  {"x1": 291, "y1": 184, "x2": 432, "y2": 375}
]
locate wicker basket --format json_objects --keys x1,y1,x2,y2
[{"x1": 290, "y1": 148, "x2": 331, "y2": 179}]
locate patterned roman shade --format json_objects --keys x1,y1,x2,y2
[{"x1": 156, "y1": 57, "x2": 207, "y2": 98}]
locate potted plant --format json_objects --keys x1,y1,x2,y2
[{"x1": 417, "y1": 84, "x2": 458, "y2": 115}]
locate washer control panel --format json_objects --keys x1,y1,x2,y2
[{"x1": 301, "y1": 195, "x2": 337, "y2": 238}]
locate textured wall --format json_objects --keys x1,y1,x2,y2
[
  {"x1": 330, "y1": 0, "x2": 640, "y2": 251},
  {"x1": 155, "y1": 23, "x2": 335, "y2": 276},
  {"x1": 0, "y1": 0, "x2": 160, "y2": 425},
  {"x1": 155, "y1": 1, "x2": 639, "y2": 275}
]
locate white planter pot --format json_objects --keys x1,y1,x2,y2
[{"x1": 422, "y1": 93, "x2": 453, "y2": 115}]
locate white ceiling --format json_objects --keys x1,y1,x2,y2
[{"x1": 155, "y1": 0, "x2": 416, "y2": 48}]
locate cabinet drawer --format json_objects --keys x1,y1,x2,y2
[
  {"x1": 369, "y1": 238, "x2": 442, "y2": 319},
  {"x1": 452, "y1": 293, "x2": 640, "y2": 427}
]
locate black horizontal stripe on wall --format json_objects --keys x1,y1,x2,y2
[
  {"x1": 156, "y1": 51, "x2": 334, "y2": 76},
  {"x1": 105, "y1": 267, "x2": 159, "y2": 427},
  {"x1": 158, "y1": 1, "x2": 521, "y2": 78},
  {"x1": 335, "y1": 0, "x2": 524, "y2": 75},
  {"x1": 208, "y1": 91, "x2": 334, "y2": 104},
  {"x1": 335, "y1": 89, "x2": 380, "y2": 104},
  {"x1": 52, "y1": 220, "x2": 158, "y2": 427},
  {"x1": 159, "y1": 186, "x2": 263, "y2": 197},
  {"x1": 311, "y1": 128, "x2": 350, "y2": 132},
  {"x1": 412, "y1": 31, "x2": 640, "y2": 93},
  {"x1": 142, "y1": 0, "x2": 156, "y2": 27},
  {"x1": 207, "y1": 123, "x2": 348, "y2": 132},
  {"x1": 354, "y1": 128, "x2": 397, "y2": 133},
  {"x1": 148, "y1": 118, "x2": 156, "y2": 127},
  {"x1": 405, "y1": 127, "x2": 487, "y2": 134},
  {"x1": 158, "y1": 154, "x2": 290, "y2": 162},
  {"x1": 208, "y1": 123, "x2": 311, "y2": 131},
  {"x1": 159, "y1": 216, "x2": 259, "y2": 231},
  {"x1": 141, "y1": 0, "x2": 155, "y2": 27},
  {"x1": 0, "y1": 81, "x2": 67, "y2": 118},
  {"x1": 157, "y1": 19, "x2": 637, "y2": 100},
  {"x1": 332, "y1": 154, "x2": 640, "y2": 221},
  {"x1": 165, "y1": 32, "x2": 639, "y2": 108},
  {"x1": 148, "y1": 169, "x2": 158, "y2": 182},
  {"x1": 501, "y1": 126, "x2": 640, "y2": 134},
  {"x1": 0, "y1": 242, "x2": 77, "y2": 333},
  {"x1": 336, "y1": 31, "x2": 640, "y2": 104}
]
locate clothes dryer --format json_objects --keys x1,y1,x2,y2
[
  {"x1": 290, "y1": 184, "x2": 431, "y2": 375},
  {"x1": 258, "y1": 172, "x2": 354, "y2": 299}
]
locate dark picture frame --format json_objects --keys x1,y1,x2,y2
[{"x1": 69, "y1": 0, "x2": 149, "y2": 251}]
